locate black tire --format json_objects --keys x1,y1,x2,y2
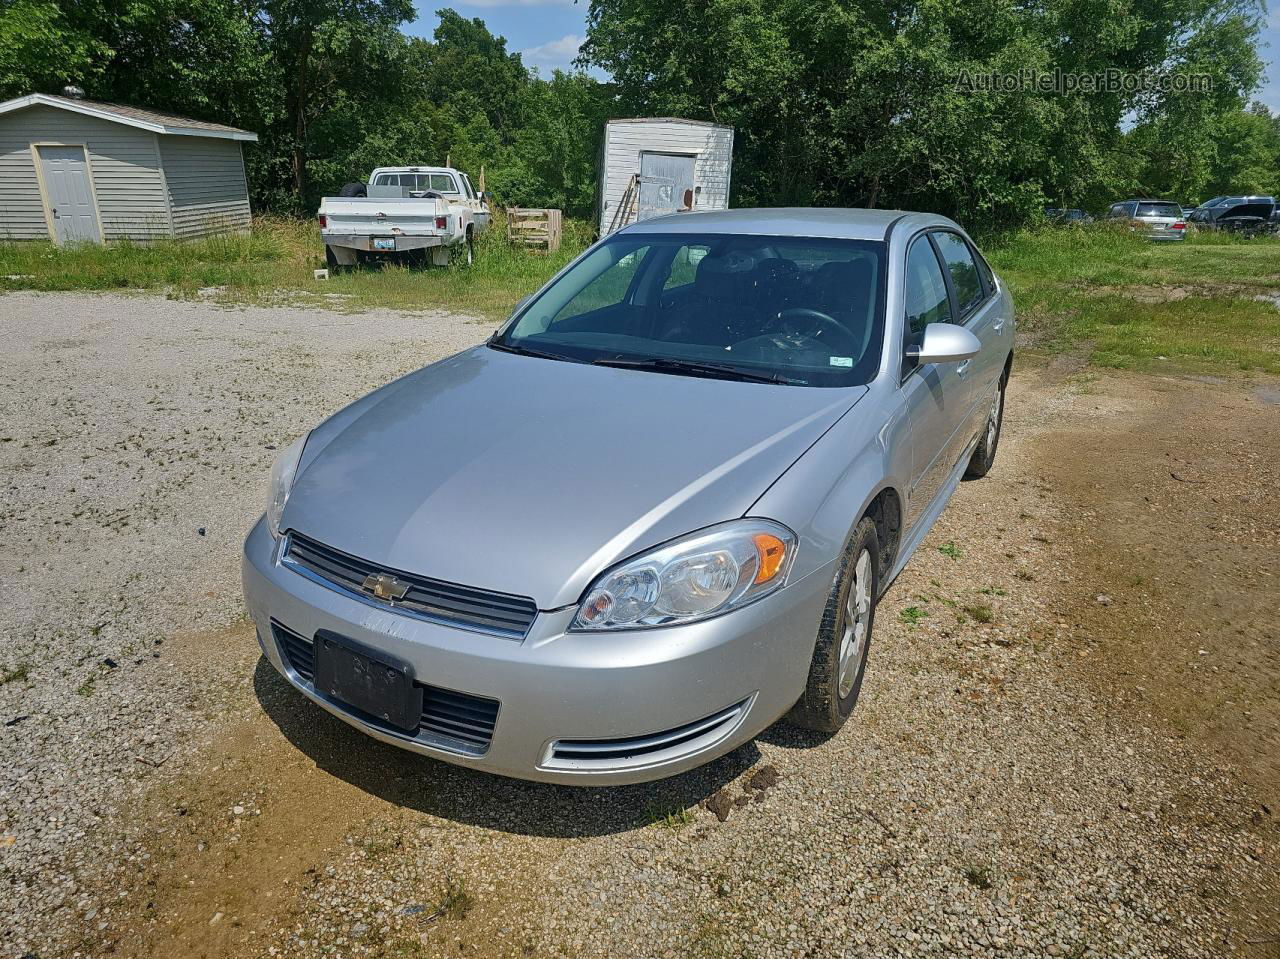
[
  {"x1": 338, "y1": 181, "x2": 367, "y2": 198},
  {"x1": 463, "y1": 230, "x2": 475, "y2": 267},
  {"x1": 787, "y1": 516, "x2": 880, "y2": 733},
  {"x1": 965, "y1": 373, "x2": 1006, "y2": 479}
]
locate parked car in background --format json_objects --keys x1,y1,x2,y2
[
  {"x1": 1189, "y1": 195, "x2": 1277, "y2": 235},
  {"x1": 318, "y1": 166, "x2": 490, "y2": 271},
  {"x1": 1045, "y1": 208, "x2": 1092, "y2": 224},
  {"x1": 1105, "y1": 199, "x2": 1185, "y2": 241},
  {"x1": 243, "y1": 207, "x2": 1015, "y2": 784}
]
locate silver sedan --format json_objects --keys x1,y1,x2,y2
[{"x1": 241, "y1": 208, "x2": 1015, "y2": 784}]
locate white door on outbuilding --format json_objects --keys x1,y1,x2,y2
[
  {"x1": 638, "y1": 151, "x2": 695, "y2": 221},
  {"x1": 37, "y1": 145, "x2": 101, "y2": 244}
]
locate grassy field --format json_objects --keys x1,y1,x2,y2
[
  {"x1": 985, "y1": 226, "x2": 1280, "y2": 375},
  {"x1": 0, "y1": 212, "x2": 593, "y2": 321},
  {"x1": 2, "y1": 216, "x2": 1278, "y2": 374}
]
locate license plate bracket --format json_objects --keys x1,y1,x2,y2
[
  {"x1": 373, "y1": 237, "x2": 396, "y2": 251},
  {"x1": 313, "y1": 631, "x2": 422, "y2": 732}
]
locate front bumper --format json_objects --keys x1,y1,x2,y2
[{"x1": 241, "y1": 518, "x2": 832, "y2": 785}]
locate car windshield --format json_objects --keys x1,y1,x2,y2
[
  {"x1": 495, "y1": 233, "x2": 887, "y2": 387},
  {"x1": 1136, "y1": 202, "x2": 1181, "y2": 217}
]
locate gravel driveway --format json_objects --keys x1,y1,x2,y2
[{"x1": 1, "y1": 292, "x2": 1276, "y2": 959}]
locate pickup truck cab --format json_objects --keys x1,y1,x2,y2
[{"x1": 318, "y1": 166, "x2": 490, "y2": 270}]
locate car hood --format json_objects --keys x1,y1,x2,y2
[{"x1": 283, "y1": 346, "x2": 864, "y2": 609}]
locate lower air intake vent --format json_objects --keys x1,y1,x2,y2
[
  {"x1": 545, "y1": 698, "x2": 751, "y2": 772},
  {"x1": 271, "y1": 621, "x2": 499, "y2": 755}
]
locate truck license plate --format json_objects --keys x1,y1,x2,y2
[{"x1": 373, "y1": 238, "x2": 396, "y2": 251}]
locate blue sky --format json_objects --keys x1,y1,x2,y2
[
  {"x1": 411, "y1": 1, "x2": 1280, "y2": 110},
  {"x1": 408, "y1": 0, "x2": 590, "y2": 75}
]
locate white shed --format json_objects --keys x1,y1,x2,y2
[
  {"x1": 597, "y1": 118, "x2": 734, "y2": 236},
  {"x1": 0, "y1": 92, "x2": 258, "y2": 244}
]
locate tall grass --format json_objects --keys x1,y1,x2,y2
[{"x1": 0, "y1": 211, "x2": 591, "y2": 319}]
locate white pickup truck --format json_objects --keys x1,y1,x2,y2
[{"x1": 318, "y1": 166, "x2": 491, "y2": 270}]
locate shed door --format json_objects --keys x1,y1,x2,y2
[
  {"x1": 638, "y1": 152, "x2": 695, "y2": 221},
  {"x1": 37, "y1": 145, "x2": 101, "y2": 244}
]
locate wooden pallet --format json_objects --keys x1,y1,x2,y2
[{"x1": 507, "y1": 207, "x2": 563, "y2": 252}]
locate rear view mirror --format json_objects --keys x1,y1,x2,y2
[{"x1": 909, "y1": 323, "x2": 981, "y2": 365}]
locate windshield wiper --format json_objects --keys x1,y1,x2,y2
[
  {"x1": 592, "y1": 356, "x2": 804, "y2": 385},
  {"x1": 487, "y1": 339, "x2": 574, "y2": 362}
]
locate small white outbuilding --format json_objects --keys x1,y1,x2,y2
[
  {"x1": 597, "y1": 118, "x2": 734, "y2": 236},
  {"x1": 0, "y1": 92, "x2": 258, "y2": 244}
]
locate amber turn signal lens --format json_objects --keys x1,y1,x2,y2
[{"x1": 753, "y1": 533, "x2": 787, "y2": 584}]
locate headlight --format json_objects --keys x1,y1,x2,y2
[
  {"x1": 573, "y1": 520, "x2": 796, "y2": 631},
  {"x1": 265, "y1": 434, "x2": 308, "y2": 538}
]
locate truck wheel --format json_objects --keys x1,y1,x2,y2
[
  {"x1": 463, "y1": 230, "x2": 475, "y2": 267},
  {"x1": 787, "y1": 516, "x2": 880, "y2": 734},
  {"x1": 338, "y1": 181, "x2": 367, "y2": 198}
]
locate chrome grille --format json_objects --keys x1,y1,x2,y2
[
  {"x1": 284, "y1": 532, "x2": 538, "y2": 638},
  {"x1": 271, "y1": 621, "x2": 500, "y2": 755}
]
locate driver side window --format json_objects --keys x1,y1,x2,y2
[{"x1": 903, "y1": 238, "x2": 952, "y2": 348}]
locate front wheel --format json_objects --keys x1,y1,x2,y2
[
  {"x1": 787, "y1": 516, "x2": 880, "y2": 733},
  {"x1": 965, "y1": 377, "x2": 1005, "y2": 479}
]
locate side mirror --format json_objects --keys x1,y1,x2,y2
[{"x1": 908, "y1": 323, "x2": 981, "y2": 365}]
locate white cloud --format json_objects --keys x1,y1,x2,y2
[{"x1": 520, "y1": 33, "x2": 584, "y2": 69}]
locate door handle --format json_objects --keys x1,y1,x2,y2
[
  {"x1": 956, "y1": 360, "x2": 972, "y2": 376},
  {"x1": 991, "y1": 318, "x2": 1005, "y2": 332}
]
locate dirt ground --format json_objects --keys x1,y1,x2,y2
[{"x1": 2, "y1": 294, "x2": 1277, "y2": 959}]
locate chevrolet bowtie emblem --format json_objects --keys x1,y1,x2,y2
[{"x1": 362, "y1": 572, "x2": 409, "y2": 601}]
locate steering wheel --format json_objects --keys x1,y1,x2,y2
[{"x1": 774, "y1": 308, "x2": 850, "y2": 344}]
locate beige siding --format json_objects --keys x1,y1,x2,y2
[
  {"x1": 599, "y1": 119, "x2": 734, "y2": 234},
  {"x1": 0, "y1": 105, "x2": 170, "y2": 241},
  {"x1": 160, "y1": 136, "x2": 250, "y2": 239}
]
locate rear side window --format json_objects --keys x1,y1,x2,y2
[
  {"x1": 1136, "y1": 202, "x2": 1181, "y2": 218},
  {"x1": 974, "y1": 248, "x2": 996, "y2": 295},
  {"x1": 904, "y1": 238, "x2": 951, "y2": 342},
  {"x1": 931, "y1": 231, "x2": 983, "y2": 317}
]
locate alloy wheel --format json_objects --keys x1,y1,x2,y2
[{"x1": 838, "y1": 549, "x2": 873, "y2": 698}]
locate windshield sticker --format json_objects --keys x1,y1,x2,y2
[{"x1": 829, "y1": 356, "x2": 853, "y2": 368}]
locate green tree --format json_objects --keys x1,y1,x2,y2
[{"x1": 0, "y1": 0, "x2": 107, "y2": 97}]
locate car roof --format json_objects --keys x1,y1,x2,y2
[{"x1": 619, "y1": 207, "x2": 959, "y2": 241}]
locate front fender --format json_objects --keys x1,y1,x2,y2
[{"x1": 749, "y1": 384, "x2": 911, "y2": 584}]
